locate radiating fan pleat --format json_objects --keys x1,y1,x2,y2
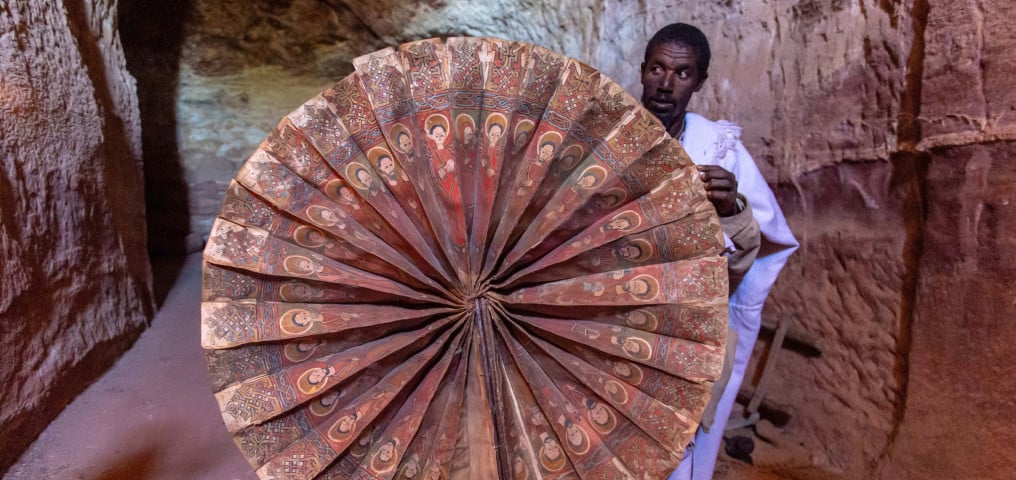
[{"x1": 202, "y1": 36, "x2": 728, "y2": 480}]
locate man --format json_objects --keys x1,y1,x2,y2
[{"x1": 639, "y1": 23, "x2": 799, "y2": 479}]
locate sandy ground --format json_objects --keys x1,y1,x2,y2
[{"x1": 6, "y1": 254, "x2": 256, "y2": 480}]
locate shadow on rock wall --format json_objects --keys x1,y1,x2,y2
[{"x1": 119, "y1": 0, "x2": 193, "y2": 304}]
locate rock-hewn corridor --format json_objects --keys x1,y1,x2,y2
[{"x1": 2, "y1": 1, "x2": 1014, "y2": 478}]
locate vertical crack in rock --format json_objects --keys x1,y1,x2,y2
[
  {"x1": 879, "y1": 0, "x2": 930, "y2": 469},
  {"x1": 973, "y1": 0, "x2": 988, "y2": 124}
]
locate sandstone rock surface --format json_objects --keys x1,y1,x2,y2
[{"x1": 0, "y1": 0, "x2": 153, "y2": 472}]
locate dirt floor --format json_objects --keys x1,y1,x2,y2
[{"x1": 6, "y1": 254, "x2": 256, "y2": 480}]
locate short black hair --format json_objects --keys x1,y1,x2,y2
[{"x1": 644, "y1": 23, "x2": 711, "y2": 77}]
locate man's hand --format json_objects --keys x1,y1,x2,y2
[{"x1": 697, "y1": 165, "x2": 738, "y2": 216}]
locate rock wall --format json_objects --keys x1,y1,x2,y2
[
  {"x1": 121, "y1": 0, "x2": 1015, "y2": 478},
  {"x1": 0, "y1": 0, "x2": 153, "y2": 472},
  {"x1": 876, "y1": 0, "x2": 1016, "y2": 478}
]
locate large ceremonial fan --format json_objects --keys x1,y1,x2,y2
[{"x1": 201, "y1": 37, "x2": 728, "y2": 480}]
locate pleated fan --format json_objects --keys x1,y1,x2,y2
[{"x1": 201, "y1": 36, "x2": 729, "y2": 480}]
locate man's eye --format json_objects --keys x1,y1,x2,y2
[{"x1": 678, "y1": 70, "x2": 689, "y2": 79}]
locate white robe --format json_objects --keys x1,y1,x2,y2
[{"x1": 670, "y1": 112, "x2": 799, "y2": 480}]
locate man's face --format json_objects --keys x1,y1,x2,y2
[{"x1": 640, "y1": 41, "x2": 705, "y2": 134}]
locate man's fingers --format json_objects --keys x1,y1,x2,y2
[
  {"x1": 706, "y1": 190, "x2": 736, "y2": 201},
  {"x1": 698, "y1": 166, "x2": 736, "y2": 183},
  {"x1": 702, "y1": 178, "x2": 737, "y2": 191}
]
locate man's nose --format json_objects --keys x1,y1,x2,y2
[{"x1": 660, "y1": 73, "x2": 674, "y2": 91}]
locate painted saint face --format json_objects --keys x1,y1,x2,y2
[
  {"x1": 397, "y1": 133, "x2": 413, "y2": 152},
  {"x1": 356, "y1": 169, "x2": 373, "y2": 187},
  {"x1": 296, "y1": 258, "x2": 315, "y2": 273},
  {"x1": 538, "y1": 143, "x2": 555, "y2": 162},
  {"x1": 319, "y1": 208, "x2": 339, "y2": 223},
  {"x1": 403, "y1": 461, "x2": 419, "y2": 478},
  {"x1": 429, "y1": 125, "x2": 448, "y2": 145},
  {"x1": 293, "y1": 310, "x2": 315, "y2": 326},
  {"x1": 378, "y1": 442, "x2": 395, "y2": 462},
  {"x1": 308, "y1": 366, "x2": 333, "y2": 384},
  {"x1": 488, "y1": 124, "x2": 504, "y2": 144},
  {"x1": 577, "y1": 173, "x2": 597, "y2": 188},
  {"x1": 566, "y1": 423, "x2": 584, "y2": 448},
  {"x1": 339, "y1": 186, "x2": 358, "y2": 203},
  {"x1": 616, "y1": 244, "x2": 641, "y2": 260},
  {"x1": 337, "y1": 414, "x2": 357, "y2": 433},
  {"x1": 513, "y1": 456, "x2": 525, "y2": 475},
  {"x1": 296, "y1": 338, "x2": 318, "y2": 351},
  {"x1": 595, "y1": 194, "x2": 620, "y2": 209},
  {"x1": 590, "y1": 404, "x2": 610, "y2": 425},
  {"x1": 624, "y1": 338, "x2": 642, "y2": 355},
  {"x1": 613, "y1": 361, "x2": 633, "y2": 377},
  {"x1": 607, "y1": 218, "x2": 632, "y2": 231},
  {"x1": 627, "y1": 310, "x2": 653, "y2": 327},
  {"x1": 629, "y1": 279, "x2": 650, "y2": 295},
  {"x1": 321, "y1": 391, "x2": 339, "y2": 406},
  {"x1": 463, "y1": 126, "x2": 475, "y2": 145},
  {"x1": 515, "y1": 131, "x2": 529, "y2": 150},
  {"x1": 543, "y1": 438, "x2": 561, "y2": 460},
  {"x1": 378, "y1": 156, "x2": 395, "y2": 175}
]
